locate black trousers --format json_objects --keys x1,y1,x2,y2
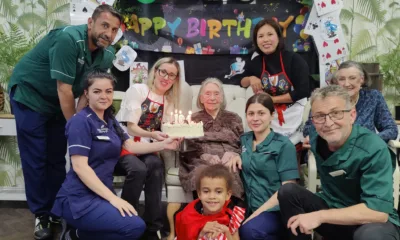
[
  {"x1": 278, "y1": 183, "x2": 400, "y2": 240},
  {"x1": 114, "y1": 154, "x2": 164, "y2": 232}
]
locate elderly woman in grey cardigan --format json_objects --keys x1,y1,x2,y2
[{"x1": 166, "y1": 77, "x2": 244, "y2": 240}]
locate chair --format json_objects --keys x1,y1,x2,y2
[
  {"x1": 307, "y1": 140, "x2": 400, "y2": 209},
  {"x1": 163, "y1": 84, "x2": 250, "y2": 203}
]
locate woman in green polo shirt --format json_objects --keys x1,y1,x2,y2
[{"x1": 227, "y1": 93, "x2": 299, "y2": 239}]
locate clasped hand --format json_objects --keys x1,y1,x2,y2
[{"x1": 199, "y1": 221, "x2": 229, "y2": 239}]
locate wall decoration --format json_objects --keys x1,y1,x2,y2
[
  {"x1": 115, "y1": 0, "x2": 308, "y2": 54},
  {"x1": 130, "y1": 62, "x2": 149, "y2": 85}
]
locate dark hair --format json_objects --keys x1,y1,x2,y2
[
  {"x1": 92, "y1": 4, "x2": 123, "y2": 24},
  {"x1": 331, "y1": 60, "x2": 370, "y2": 88},
  {"x1": 84, "y1": 70, "x2": 125, "y2": 143},
  {"x1": 253, "y1": 19, "x2": 285, "y2": 54},
  {"x1": 195, "y1": 164, "x2": 233, "y2": 191},
  {"x1": 245, "y1": 93, "x2": 275, "y2": 114}
]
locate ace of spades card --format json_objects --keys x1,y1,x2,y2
[{"x1": 314, "y1": 0, "x2": 344, "y2": 16}]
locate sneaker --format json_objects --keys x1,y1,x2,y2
[
  {"x1": 34, "y1": 215, "x2": 52, "y2": 240},
  {"x1": 50, "y1": 216, "x2": 62, "y2": 225},
  {"x1": 63, "y1": 230, "x2": 72, "y2": 240},
  {"x1": 59, "y1": 219, "x2": 68, "y2": 240}
]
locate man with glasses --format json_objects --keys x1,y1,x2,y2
[{"x1": 277, "y1": 85, "x2": 400, "y2": 240}]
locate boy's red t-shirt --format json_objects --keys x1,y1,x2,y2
[{"x1": 175, "y1": 196, "x2": 246, "y2": 240}]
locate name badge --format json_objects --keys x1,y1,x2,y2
[
  {"x1": 329, "y1": 169, "x2": 346, "y2": 177},
  {"x1": 96, "y1": 135, "x2": 110, "y2": 141}
]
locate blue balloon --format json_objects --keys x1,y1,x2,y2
[{"x1": 293, "y1": 24, "x2": 302, "y2": 34}]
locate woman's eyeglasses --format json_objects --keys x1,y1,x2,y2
[{"x1": 157, "y1": 69, "x2": 177, "y2": 81}]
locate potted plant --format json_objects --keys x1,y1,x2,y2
[
  {"x1": 0, "y1": 24, "x2": 34, "y2": 113},
  {"x1": 380, "y1": 43, "x2": 400, "y2": 120}
]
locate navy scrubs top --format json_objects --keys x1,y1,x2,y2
[{"x1": 52, "y1": 106, "x2": 129, "y2": 219}]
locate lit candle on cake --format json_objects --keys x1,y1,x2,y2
[
  {"x1": 174, "y1": 109, "x2": 178, "y2": 123},
  {"x1": 186, "y1": 110, "x2": 192, "y2": 123},
  {"x1": 178, "y1": 110, "x2": 185, "y2": 124},
  {"x1": 170, "y1": 112, "x2": 173, "y2": 124}
]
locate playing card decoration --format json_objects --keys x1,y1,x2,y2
[
  {"x1": 305, "y1": 0, "x2": 348, "y2": 86},
  {"x1": 314, "y1": 0, "x2": 343, "y2": 16}
]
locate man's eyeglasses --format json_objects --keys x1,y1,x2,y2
[
  {"x1": 311, "y1": 109, "x2": 351, "y2": 124},
  {"x1": 157, "y1": 69, "x2": 177, "y2": 81}
]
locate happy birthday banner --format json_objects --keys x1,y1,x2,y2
[{"x1": 116, "y1": 0, "x2": 312, "y2": 55}]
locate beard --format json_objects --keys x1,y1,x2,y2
[{"x1": 91, "y1": 33, "x2": 111, "y2": 49}]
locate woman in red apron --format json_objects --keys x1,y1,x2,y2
[
  {"x1": 240, "y1": 19, "x2": 310, "y2": 149},
  {"x1": 115, "y1": 57, "x2": 181, "y2": 240}
]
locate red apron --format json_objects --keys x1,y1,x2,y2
[
  {"x1": 260, "y1": 52, "x2": 293, "y2": 126},
  {"x1": 260, "y1": 52, "x2": 306, "y2": 144}
]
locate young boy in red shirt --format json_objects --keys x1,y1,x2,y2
[{"x1": 175, "y1": 164, "x2": 246, "y2": 240}]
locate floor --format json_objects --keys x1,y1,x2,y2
[{"x1": 0, "y1": 201, "x2": 170, "y2": 240}]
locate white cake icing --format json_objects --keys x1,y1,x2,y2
[{"x1": 161, "y1": 121, "x2": 204, "y2": 138}]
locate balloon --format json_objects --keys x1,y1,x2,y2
[
  {"x1": 300, "y1": 6, "x2": 309, "y2": 15},
  {"x1": 295, "y1": 15, "x2": 304, "y2": 25},
  {"x1": 186, "y1": 18, "x2": 200, "y2": 38},
  {"x1": 233, "y1": 9, "x2": 238, "y2": 14},
  {"x1": 177, "y1": 37, "x2": 183, "y2": 46},
  {"x1": 293, "y1": 24, "x2": 302, "y2": 34},
  {"x1": 300, "y1": 29, "x2": 309, "y2": 40}
]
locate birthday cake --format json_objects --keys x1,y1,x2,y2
[{"x1": 161, "y1": 121, "x2": 204, "y2": 138}]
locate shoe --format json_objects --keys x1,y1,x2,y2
[
  {"x1": 63, "y1": 230, "x2": 73, "y2": 240},
  {"x1": 34, "y1": 215, "x2": 52, "y2": 240},
  {"x1": 50, "y1": 216, "x2": 62, "y2": 225},
  {"x1": 59, "y1": 219, "x2": 68, "y2": 240}
]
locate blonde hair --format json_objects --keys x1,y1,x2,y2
[
  {"x1": 147, "y1": 57, "x2": 181, "y2": 108},
  {"x1": 197, "y1": 77, "x2": 227, "y2": 110}
]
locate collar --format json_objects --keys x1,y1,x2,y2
[
  {"x1": 310, "y1": 125, "x2": 359, "y2": 167},
  {"x1": 244, "y1": 129, "x2": 275, "y2": 152},
  {"x1": 83, "y1": 25, "x2": 106, "y2": 66},
  {"x1": 84, "y1": 106, "x2": 114, "y2": 127}
]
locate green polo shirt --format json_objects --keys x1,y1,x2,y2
[
  {"x1": 8, "y1": 25, "x2": 115, "y2": 115},
  {"x1": 240, "y1": 130, "x2": 299, "y2": 214},
  {"x1": 310, "y1": 124, "x2": 400, "y2": 226}
]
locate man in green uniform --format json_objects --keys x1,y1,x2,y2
[
  {"x1": 278, "y1": 85, "x2": 400, "y2": 240},
  {"x1": 8, "y1": 5, "x2": 121, "y2": 240}
]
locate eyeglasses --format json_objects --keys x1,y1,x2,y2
[
  {"x1": 311, "y1": 109, "x2": 351, "y2": 124},
  {"x1": 157, "y1": 69, "x2": 177, "y2": 81}
]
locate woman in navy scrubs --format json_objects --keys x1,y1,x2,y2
[{"x1": 52, "y1": 71, "x2": 181, "y2": 240}]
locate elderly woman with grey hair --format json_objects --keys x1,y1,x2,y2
[
  {"x1": 303, "y1": 60, "x2": 398, "y2": 146},
  {"x1": 166, "y1": 77, "x2": 244, "y2": 240}
]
